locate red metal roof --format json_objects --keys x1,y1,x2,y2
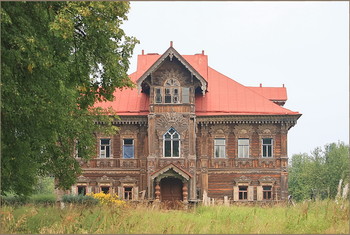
[
  {"x1": 247, "y1": 86, "x2": 287, "y2": 101},
  {"x1": 94, "y1": 48, "x2": 300, "y2": 116}
]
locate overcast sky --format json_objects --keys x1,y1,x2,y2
[{"x1": 122, "y1": 1, "x2": 349, "y2": 156}]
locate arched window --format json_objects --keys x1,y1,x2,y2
[
  {"x1": 163, "y1": 128, "x2": 180, "y2": 157},
  {"x1": 164, "y1": 78, "x2": 180, "y2": 104}
]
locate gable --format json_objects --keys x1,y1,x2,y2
[{"x1": 136, "y1": 46, "x2": 208, "y2": 95}]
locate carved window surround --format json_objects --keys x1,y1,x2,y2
[
  {"x1": 120, "y1": 128, "x2": 138, "y2": 159},
  {"x1": 257, "y1": 125, "x2": 277, "y2": 158},
  {"x1": 233, "y1": 125, "x2": 254, "y2": 159}
]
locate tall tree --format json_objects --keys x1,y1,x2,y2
[
  {"x1": 288, "y1": 142, "x2": 349, "y2": 201},
  {"x1": 1, "y1": 1, "x2": 138, "y2": 196}
]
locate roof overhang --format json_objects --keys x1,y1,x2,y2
[{"x1": 136, "y1": 46, "x2": 208, "y2": 95}]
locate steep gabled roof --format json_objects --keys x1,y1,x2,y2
[
  {"x1": 94, "y1": 46, "x2": 300, "y2": 117},
  {"x1": 136, "y1": 46, "x2": 208, "y2": 94}
]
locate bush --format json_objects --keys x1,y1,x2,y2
[
  {"x1": 0, "y1": 195, "x2": 29, "y2": 206},
  {"x1": 62, "y1": 194, "x2": 98, "y2": 205},
  {"x1": 87, "y1": 192, "x2": 126, "y2": 207},
  {"x1": 31, "y1": 194, "x2": 56, "y2": 205}
]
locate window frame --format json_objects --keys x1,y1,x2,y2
[
  {"x1": 122, "y1": 138, "x2": 135, "y2": 159},
  {"x1": 77, "y1": 186, "x2": 87, "y2": 195},
  {"x1": 238, "y1": 138, "x2": 250, "y2": 158},
  {"x1": 262, "y1": 138, "x2": 273, "y2": 158},
  {"x1": 238, "y1": 186, "x2": 248, "y2": 200},
  {"x1": 100, "y1": 186, "x2": 110, "y2": 194},
  {"x1": 124, "y1": 187, "x2": 133, "y2": 200},
  {"x1": 99, "y1": 138, "x2": 111, "y2": 158},
  {"x1": 262, "y1": 185, "x2": 273, "y2": 200},
  {"x1": 163, "y1": 128, "x2": 180, "y2": 158},
  {"x1": 214, "y1": 138, "x2": 226, "y2": 158}
]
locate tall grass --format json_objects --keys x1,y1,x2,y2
[{"x1": 1, "y1": 200, "x2": 349, "y2": 234}]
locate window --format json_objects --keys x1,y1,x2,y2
[
  {"x1": 262, "y1": 138, "x2": 273, "y2": 157},
  {"x1": 123, "y1": 139, "x2": 134, "y2": 159},
  {"x1": 155, "y1": 88, "x2": 162, "y2": 103},
  {"x1": 124, "y1": 187, "x2": 133, "y2": 200},
  {"x1": 100, "y1": 138, "x2": 111, "y2": 158},
  {"x1": 238, "y1": 139, "x2": 249, "y2": 158},
  {"x1": 77, "y1": 186, "x2": 86, "y2": 195},
  {"x1": 101, "y1": 187, "x2": 110, "y2": 194},
  {"x1": 239, "y1": 186, "x2": 248, "y2": 200},
  {"x1": 163, "y1": 128, "x2": 180, "y2": 157},
  {"x1": 182, "y1": 87, "x2": 190, "y2": 103},
  {"x1": 214, "y1": 138, "x2": 226, "y2": 158},
  {"x1": 263, "y1": 186, "x2": 272, "y2": 200}
]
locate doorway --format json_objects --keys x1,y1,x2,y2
[{"x1": 160, "y1": 177, "x2": 183, "y2": 201}]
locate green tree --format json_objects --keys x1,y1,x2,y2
[
  {"x1": 288, "y1": 142, "x2": 349, "y2": 201},
  {"x1": 1, "y1": 1, "x2": 138, "y2": 196}
]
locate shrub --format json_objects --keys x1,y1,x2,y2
[
  {"x1": 61, "y1": 194, "x2": 98, "y2": 205},
  {"x1": 87, "y1": 192, "x2": 126, "y2": 207},
  {"x1": 0, "y1": 195, "x2": 29, "y2": 206},
  {"x1": 31, "y1": 194, "x2": 56, "y2": 205}
]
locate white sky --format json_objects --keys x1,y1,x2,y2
[{"x1": 122, "y1": 1, "x2": 349, "y2": 156}]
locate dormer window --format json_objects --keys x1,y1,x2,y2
[{"x1": 154, "y1": 78, "x2": 190, "y2": 104}]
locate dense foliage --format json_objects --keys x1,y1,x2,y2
[
  {"x1": 1, "y1": 1, "x2": 138, "y2": 196},
  {"x1": 288, "y1": 142, "x2": 350, "y2": 201}
]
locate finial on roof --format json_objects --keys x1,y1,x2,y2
[
  {"x1": 170, "y1": 41, "x2": 173, "y2": 47},
  {"x1": 260, "y1": 83, "x2": 262, "y2": 87},
  {"x1": 142, "y1": 49, "x2": 144, "y2": 55}
]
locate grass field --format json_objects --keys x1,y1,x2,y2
[{"x1": 1, "y1": 200, "x2": 349, "y2": 234}]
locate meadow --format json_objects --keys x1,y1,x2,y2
[{"x1": 1, "y1": 199, "x2": 349, "y2": 234}]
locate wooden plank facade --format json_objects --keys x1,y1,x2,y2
[{"x1": 68, "y1": 44, "x2": 301, "y2": 203}]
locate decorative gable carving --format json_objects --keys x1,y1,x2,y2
[
  {"x1": 233, "y1": 124, "x2": 254, "y2": 137},
  {"x1": 119, "y1": 175, "x2": 138, "y2": 184},
  {"x1": 258, "y1": 176, "x2": 277, "y2": 185},
  {"x1": 156, "y1": 112, "x2": 188, "y2": 134},
  {"x1": 234, "y1": 175, "x2": 252, "y2": 185},
  {"x1": 136, "y1": 47, "x2": 207, "y2": 95},
  {"x1": 160, "y1": 69, "x2": 186, "y2": 86},
  {"x1": 257, "y1": 125, "x2": 277, "y2": 135}
]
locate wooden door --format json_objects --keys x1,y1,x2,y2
[{"x1": 160, "y1": 178, "x2": 183, "y2": 201}]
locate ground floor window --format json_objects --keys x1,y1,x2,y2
[
  {"x1": 124, "y1": 187, "x2": 133, "y2": 200},
  {"x1": 77, "y1": 186, "x2": 86, "y2": 195},
  {"x1": 101, "y1": 186, "x2": 110, "y2": 194},
  {"x1": 239, "y1": 186, "x2": 248, "y2": 200},
  {"x1": 263, "y1": 186, "x2": 272, "y2": 199}
]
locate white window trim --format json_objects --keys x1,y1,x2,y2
[
  {"x1": 238, "y1": 138, "x2": 250, "y2": 158},
  {"x1": 261, "y1": 138, "x2": 274, "y2": 158},
  {"x1": 163, "y1": 128, "x2": 181, "y2": 158},
  {"x1": 99, "y1": 138, "x2": 112, "y2": 158},
  {"x1": 214, "y1": 138, "x2": 226, "y2": 158},
  {"x1": 122, "y1": 138, "x2": 135, "y2": 159}
]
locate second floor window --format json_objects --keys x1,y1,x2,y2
[
  {"x1": 164, "y1": 128, "x2": 180, "y2": 157},
  {"x1": 214, "y1": 138, "x2": 226, "y2": 158},
  {"x1": 262, "y1": 138, "x2": 273, "y2": 157},
  {"x1": 123, "y1": 139, "x2": 134, "y2": 159},
  {"x1": 100, "y1": 138, "x2": 110, "y2": 158},
  {"x1": 238, "y1": 138, "x2": 249, "y2": 158}
]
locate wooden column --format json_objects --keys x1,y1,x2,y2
[{"x1": 155, "y1": 182, "x2": 160, "y2": 201}]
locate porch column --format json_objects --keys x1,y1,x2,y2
[
  {"x1": 155, "y1": 182, "x2": 161, "y2": 201},
  {"x1": 182, "y1": 183, "x2": 188, "y2": 202}
]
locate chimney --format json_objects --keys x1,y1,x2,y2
[
  {"x1": 142, "y1": 49, "x2": 144, "y2": 55},
  {"x1": 202, "y1": 50, "x2": 205, "y2": 55},
  {"x1": 283, "y1": 84, "x2": 285, "y2": 87},
  {"x1": 170, "y1": 41, "x2": 173, "y2": 47},
  {"x1": 260, "y1": 83, "x2": 262, "y2": 87}
]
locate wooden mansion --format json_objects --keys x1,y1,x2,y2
[{"x1": 69, "y1": 43, "x2": 301, "y2": 203}]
